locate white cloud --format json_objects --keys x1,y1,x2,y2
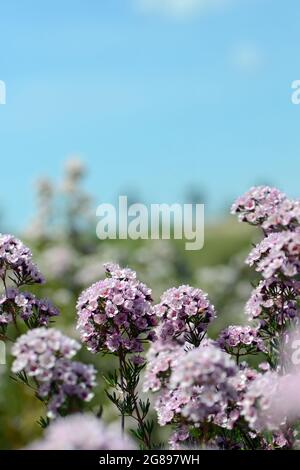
[{"x1": 135, "y1": 0, "x2": 232, "y2": 18}]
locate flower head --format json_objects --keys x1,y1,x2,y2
[
  {"x1": 154, "y1": 285, "x2": 216, "y2": 344},
  {"x1": 27, "y1": 413, "x2": 135, "y2": 450},
  {"x1": 0, "y1": 288, "x2": 59, "y2": 329},
  {"x1": 143, "y1": 338, "x2": 183, "y2": 392},
  {"x1": 39, "y1": 358, "x2": 97, "y2": 419},
  {"x1": 76, "y1": 263, "x2": 156, "y2": 354},
  {"x1": 217, "y1": 325, "x2": 265, "y2": 356},
  {"x1": 169, "y1": 342, "x2": 237, "y2": 423},
  {"x1": 154, "y1": 387, "x2": 189, "y2": 426},
  {"x1": 246, "y1": 231, "x2": 300, "y2": 279},
  {"x1": 11, "y1": 327, "x2": 80, "y2": 380},
  {"x1": 245, "y1": 278, "x2": 300, "y2": 327},
  {"x1": 231, "y1": 186, "x2": 286, "y2": 227},
  {"x1": 262, "y1": 199, "x2": 300, "y2": 233},
  {"x1": 241, "y1": 371, "x2": 283, "y2": 432},
  {"x1": 0, "y1": 234, "x2": 44, "y2": 284}
]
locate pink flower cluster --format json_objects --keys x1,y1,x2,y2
[
  {"x1": 154, "y1": 285, "x2": 216, "y2": 344},
  {"x1": 245, "y1": 278, "x2": 300, "y2": 325},
  {"x1": 262, "y1": 198, "x2": 300, "y2": 233},
  {"x1": 76, "y1": 263, "x2": 156, "y2": 356},
  {"x1": 231, "y1": 186, "x2": 286, "y2": 227},
  {"x1": 0, "y1": 288, "x2": 59, "y2": 329},
  {"x1": 154, "y1": 387, "x2": 189, "y2": 425},
  {"x1": 38, "y1": 358, "x2": 97, "y2": 419},
  {"x1": 168, "y1": 343, "x2": 237, "y2": 423},
  {"x1": 28, "y1": 413, "x2": 135, "y2": 450},
  {"x1": 217, "y1": 325, "x2": 265, "y2": 355},
  {"x1": 212, "y1": 364, "x2": 259, "y2": 431},
  {"x1": 241, "y1": 371, "x2": 283, "y2": 432},
  {"x1": 11, "y1": 328, "x2": 96, "y2": 418},
  {"x1": 169, "y1": 426, "x2": 190, "y2": 450},
  {"x1": 12, "y1": 327, "x2": 80, "y2": 378},
  {"x1": 143, "y1": 339, "x2": 182, "y2": 392},
  {"x1": 0, "y1": 234, "x2": 44, "y2": 285},
  {"x1": 246, "y1": 231, "x2": 300, "y2": 279},
  {"x1": 239, "y1": 370, "x2": 300, "y2": 447}
]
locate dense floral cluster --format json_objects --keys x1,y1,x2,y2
[
  {"x1": 217, "y1": 325, "x2": 265, "y2": 356},
  {"x1": 231, "y1": 186, "x2": 286, "y2": 228},
  {"x1": 11, "y1": 327, "x2": 80, "y2": 378},
  {"x1": 169, "y1": 343, "x2": 237, "y2": 423},
  {"x1": 0, "y1": 234, "x2": 44, "y2": 285},
  {"x1": 154, "y1": 386, "x2": 189, "y2": 426},
  {"x1": 39, "y1": 359, "x2": 97, "y2": 418},
  {"x1": 28, "y1": 413, "x2": 135, "y2": 450},
  {"x1": 143, "y1": 339, "x2": 182, "y2": 392},
  {"x1": 0, "y1": 288, "x2": 59, "y2": 329},
  {"x1": 261, "y1": 198, "x2": 300, "y2": 232},
  {"x1": 168, "y1": 426, "x2": 190, "y2": 450},
  {"x1": 154, "y1": 285, "x2": 216, "y2": 344},
  {"x1": 212, "y1": 364, "x2": 259, "y2": 431},
  {"x1": 11, "y1": 328, "x2": 96, "y2": 419},
  {"x1": 241, "y1": 371, "x2": 282, "y2": 432},
  {"x1": 76, "y1": 263, "x2": 156, "y2": 356},
  {"x1": 246, "y1": 231, "x2": 300, "y2": 279},
  {"x1": 245, "y1": 278, "x2": 300, "y2": 326}
]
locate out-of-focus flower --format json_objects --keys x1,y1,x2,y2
[
  {"x1": 213, "y1": 364, "x2": 259, "y2": 430},
  {"x1": 64, "y1": 157, "x2": 86, "y2": 182},
  {"x1": 76, "y1": 263, "x2": 156, "y2": 354},
  {"x1": 168, "y1": 426, "x2": 190, "y2": 450},
  {"x1": 11, "y1": 327, "x2": 80, "y2": 380},
  {"x1": 143, "y1": 338, "x2": 183, "y2": 392},
  {"x1": 11, "y1": 328, "x2": 97, "y2": 419},
  {"x1": 27, "y1": 413, "x2": 135, "y2": 449},
  {"x1": 241, "y1": 370, "x2": 300, "y2": 442},
  {"x1": 26, "y1": 177, "x2": 54, "y2": 241},
  {"x1": 241, "y1": 371, "x2": 282, "y2": 432},
  {"x1": 169, "y1": 343, "x2": 237, "y2": 423},
  {"x1": 154, "y1": 387, "x2": 189, "y2": 425},
  {"x1": 39, "y1": 245, "x2": 76, "y2": 280}
]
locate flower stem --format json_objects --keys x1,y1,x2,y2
[{"x1": 119, "y1": 354, "x2": 125, "y2": 435}]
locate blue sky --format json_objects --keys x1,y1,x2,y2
[{"x1": 0, "y1": 0, "x2": 299, "y2": 229}]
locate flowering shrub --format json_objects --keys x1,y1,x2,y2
[{"x1": 3, "y1": 184, "x2": 300, "y2": 450}]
